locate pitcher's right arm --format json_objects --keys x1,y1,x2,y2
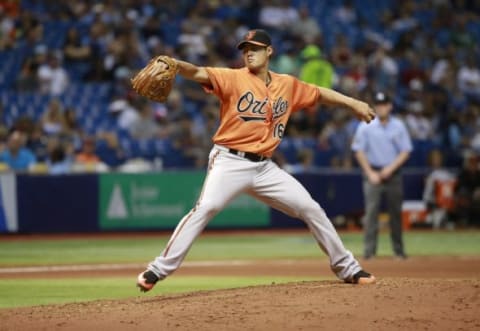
[{"x1": 174, "y1": 59, "x2": 211, "y2": 85}]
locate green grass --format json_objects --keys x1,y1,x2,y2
[
  {"x1": 0, "y1": 276, "x2": 319, "y2": 308},
  {"x1": 0, "y1": 231, "x2": 479, "y2": 266},
  {"x1": 0, "y1": 230, "x2": 478, "y2": 308},
  {"x1": 0, "y1": 238, "x2": 168, "y2": 266},
  {"x1": 340, "y1": 231, "x2": 480, "y2": 256}
]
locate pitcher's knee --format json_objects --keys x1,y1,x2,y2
[{"x1": 197, "y1": 200, "x2": 223, "y2": 218}]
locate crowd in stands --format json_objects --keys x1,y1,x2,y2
[{"x1": 0, "y1": 0, "x2": 479, "y2": 176}]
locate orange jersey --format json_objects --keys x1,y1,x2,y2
[{"x1": 203, "y1": 67, "x2": 320, "y2": 157}]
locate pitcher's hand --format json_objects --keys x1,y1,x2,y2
[{"x1": 352, "y1": 100, "x2": 376, "y2": 123}]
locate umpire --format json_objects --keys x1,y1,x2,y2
[{"x1": 351, "y1": 91, "x2": 413, "y2": 259}]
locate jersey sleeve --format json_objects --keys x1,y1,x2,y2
[
  {"x1": 291, "y1": 78, "x2": 321, "y2": 112},
  {"x1": 201, "y1": 67, "x2": 235, "y2": 98},
  {"x1": 397, "y1": 120, "x2": 413, "y2": 152},
  {"x1": 351, "y1": 123, "x2": 368, "y2": 152}
]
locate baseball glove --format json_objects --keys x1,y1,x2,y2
[{"x1": 131, "y1": 55, "x2": 178, "y2": 103}]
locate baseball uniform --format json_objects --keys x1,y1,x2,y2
[{"x1": 146, "y1": 67, "x2": 363, "y2": 282}]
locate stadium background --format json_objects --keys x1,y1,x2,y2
[
  {"x1": 0, "y1": 0, "x2": 479, "y2": 234},
  {"x1": 0, "y1": 2, "x2": 479, "y2": 330}
]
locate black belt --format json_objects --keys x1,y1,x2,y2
[{"x1": 227, "y1": 148, "x2": 268, "y2": 162}]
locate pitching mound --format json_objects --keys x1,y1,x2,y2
[{"x1": 1, "y1": 257, "x2": 479, "y2": 331}]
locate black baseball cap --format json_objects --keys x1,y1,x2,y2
[
  {"x1": 372, "y1": 91, "x2": 391, "y2": 104},
  {"x1": 237, "y1": 29, "x2": 272, "y2": 50}
]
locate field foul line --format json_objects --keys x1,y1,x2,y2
[{"x1": 0, "y1": 260, "x2": 299, "y2": 274}]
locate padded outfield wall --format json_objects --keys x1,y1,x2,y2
[{"x1": 0, "y1": 170, "x2": 427, "y2": 233}]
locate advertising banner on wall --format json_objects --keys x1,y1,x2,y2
[
  {"x1": 99, "y1": 172, "x2": 269, "y2": 230},
  {"x1": 0, "y1": 173, "x2": 17, "y2": 233}
]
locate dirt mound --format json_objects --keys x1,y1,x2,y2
[{"x1": 1, "y1": 278, "x2": 479, "y2": 331}]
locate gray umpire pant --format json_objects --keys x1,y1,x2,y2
[{"x1": 362, "y1": 171, "x2": 405, "y2": 257}]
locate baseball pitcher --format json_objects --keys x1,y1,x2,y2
[{"x1": 135, "y1": 29, "x2": 377, "y2": 291}]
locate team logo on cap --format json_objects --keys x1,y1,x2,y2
[{"x1": 245, "y1": 30, "x2": 255, "y2": 40}]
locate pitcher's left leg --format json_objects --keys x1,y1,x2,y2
[{"x1": 251, "y1": 161, "x2": 362, "y2": 281}]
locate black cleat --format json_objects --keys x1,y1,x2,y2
[
  {"x1": 346, "y1": 270, "x2": 376, "y2": 285},
  {"x1": 136, "y1": 270, "x2": 159, "y2": 292}
]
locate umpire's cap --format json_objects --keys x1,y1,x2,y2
[
  {"x1": 237, "y1": 29, "x2": 272, "y2": 49},
  {"x1": 373, "y1": 91, "x2": 391, "y2": 104}
]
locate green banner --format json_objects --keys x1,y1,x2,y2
[{"x1": 99, "y1": 172, "x2": 269, "y2": 230}]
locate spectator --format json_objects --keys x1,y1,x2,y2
[
  {"x1": 84, "y1": 56, "x2": 109, "y2": 82},
  {"x1": 271, "y1": 42, "x2": 300, "y2": 75},
  {"x1": 63, "y1": 107, "x2": 83, "y2": 151},
  {"x1": 0, "y1": 130, "x2": 36, "y2": 171},
  {"x1": 193, "y1": 101, "x2": 219, "y2": 152},
  {"x1": 177, "y1": 5, "x2": 213, "y2": 63},
  {"x1": 0, "y1": 0, "x2": 19, "y2": 18},
  {"x1": 333, "y1": 0, "x2": 357, "y2": 25},
  {"x1": 1, "y1": 1, "x2": 479, "y2": 173},
  {"x1": 470, "y1": 127, "x2": 480, "y2": 154},
  {"x1": 320, "y1": 110, "x2": 353, "y2": 169},
  {"x1": 444, "y1": 112, "x2": 463, "y2": 152},
  {"x1": 404, "y1": 106, "x2": 434, "y2": 142},
  {"x1": 0, "y1": 124, "x2": 9, "y2": 154},
  {"x1": 457, "y1": 56, "x2": 480, "y2": 103},
  {"x1": 16, "y1": 10, "x2": 43, "y2": 50},
  {"x1": 403, "y1": 78, "x2": 425, "y2": 112},
  {"x1": 46, "y1": 143, "x2": 72, "y2": 175},
  {"x1": 108, "y1": 98, "x2": 140, "y2": 131},
  {"x1": 37, "y1": 52, "x2": 69, "y2": 96},
  {"x1": 75, "y1": 136, "x2": 99, "y2": 164},
  {"x1": 367, "y1": 45, "x2": 398, "y2": 91},
  {"x1": 12, "y1": 116, "x2": 35, "y2": 139},
  {"x1": 177, "y1": 23, "x2": 208, "y2": 63},
  {"x1": 73, "y1": 136, "x2": 109, "y2": 173},
  {"x1": 40, "y1": 98, "x2": 66, "y2": 136},
  {"x1": 26, "y1": 124, "x2": 48, "y2": 162},
  {"x1": 422, "y1": 149, "x2": 456, "y2": 229},
  {"x1": 459, "y1": 106, "x2": 480, "y2": 151},
  {"x1": 299, "y1": 45, "x2": 334, "y2": 89},
  {"x1": 400, "y1": 52, "x2": 427, "y2": 87},
  {"x1": 450, "y1": 14, "x2": 476, "y2": 51},
  {"x1": 258, "y1": 0, "x2": 299, "y2": 32},
  {"x1": 213, "y1": 29, "x2": 239, "y2": 66},
  {"x1": 129, "y1": 102, "x2": 160, "y2": 140},
  {"x1": 291, "y1": 5, "x2": 322, "y2": 43},
  {"x1": 390, "y1": 1, "x2": 418, "y2": 32},
  {"x1": 96, "y1": 131, "x2": 127, "y2": 168},
  {"x1": 341, "y1": 55, "x2": 368, "y2": 92},
  {"x1": 63, "y1": 26, "x2": 92, "y2": 63},
  {"x1": 330, "y1": 35, "x2": 353, "y2": 70},
  {"x1": 0, "y1": 6, "x2": 15, "y2": 50},
  {"x1": 15, "y1": 57, "x2": 38, "y2": 91},
  {"x1": 170, "y1": 113, "x2": 200, "y2": 167},
  {"x1": 430, "y1": 54, "x2": 455, "y2": 86}
]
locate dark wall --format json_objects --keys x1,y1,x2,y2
[{"x1": 17, "y1": 174, "x2": 99, "y2": 233}]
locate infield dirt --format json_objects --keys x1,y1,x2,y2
[{"x1": 1, "y1": 256, "x2": 479, "y2": 331}]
